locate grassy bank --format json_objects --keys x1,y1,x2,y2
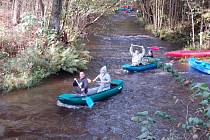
[
  {"x1": 137, "y1": 15, "x2": 210, "y2": 50},
  {"x1": 137, "y1": 16, "x2": 190, "y2": 46},
  {"x1": 132, "y1": 62, "x2": 210, "y2": 139}
]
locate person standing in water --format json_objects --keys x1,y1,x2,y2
[
  {"x1": 129, "y1": 44, "x2": 145, "y2": 66},
  {"x1": 73, "y1": 71, "x2": 88, "y2": 94},
  {"x1": 93, "y1": 66, "x2": 111, "y2": 93}
]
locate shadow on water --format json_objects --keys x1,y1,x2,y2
[{"x1": 0, "y1": 14, "x2": 209, "y2": 139}]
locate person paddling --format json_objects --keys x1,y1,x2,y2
[
  {"x1": 73, "y1": 72, "x2": 88, "y2": 94},
  {"x1": 92, "y1": 66, "x2": 111, "y2": 93},
  {"x1": 129, "y1": 44, "x2": 145, "y2": 66}
]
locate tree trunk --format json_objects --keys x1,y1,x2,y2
[
  {"x1": 12, "y1": 0, "x2": 22, "y2": 25},
  {"x1": 61, "y1": 0, "x2": 69, "y2": 31},
  {"x1": 191, "y1": 10, "x2": 195, "y2": 47},
  {"x1": 159, "y1": 0, "x2": 165, "y2": 29},
  {"x1": 48, "y1": 0, "x2": 63, "y2": 33},
  {"x1": 186, "y1": 0, "x2": 195, "y2": 47},
  {"x1": 153, "y1": 0, "x2": 158, "y2": 32},
  {"x1": 38, "y1": 0, "x2": 45, "y2": 17},
  {"x1": 200, "y1": 0, "x2": 205, "y2": 47}
]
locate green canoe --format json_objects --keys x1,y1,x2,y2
[{"x1": 57, "y1": 79, "x2": 124, "y2": 106}]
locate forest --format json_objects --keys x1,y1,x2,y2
[{"x1": 135, "y1": 0, "x2": 210, "y2": 48}]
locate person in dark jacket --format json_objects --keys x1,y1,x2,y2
[
  {"x1": 73, "y1": 72, "x2": 88, "y2": 94},
  {"x1": 147, "y1": 49, "x2": 154, "y2": 57}
]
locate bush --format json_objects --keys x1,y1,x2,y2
[
  {"x1": 137, "y1": 17, "x2": 147, "y2": 27},
  {"x1": 145, "y1": 24, "x2": 158, "y2": 36},
  {"x1": 159, "y1": 28, "x2": 174, "y2": 41},
  {"x1": 0, "y1": 51, "x2": 9, "y2": 60},
  {"x1": 2, "y1": 39, "x2": 89, "y2": 92},
  {"x1": 19, "y1": 13, "x2": 37, "y2": 32}
]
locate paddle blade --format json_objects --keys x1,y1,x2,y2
[
  {"x1": 149, "y1": 46, "x2": 160, "y2": 51},
  {"x1": 85, "y1": 97, "x2": 94, "y2": 108}
]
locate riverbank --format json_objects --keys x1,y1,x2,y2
[
  {"x1": 134, "y1": 0, "x2": 210, "y2": 51},
  {"x1": 136, "y1": 16, "x2": 190, "y2": 46}
]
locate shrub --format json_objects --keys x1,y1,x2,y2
[
  {"x1": 2, "y1": 40, "x2": 89, "y2": 92},
  {"x1": 145, "y1": 24, "x2": 158, "y2": 36},
  {"x1": 159, "y1": 28, "x2": 174, "y2": 41},
  {"x1": 19, "y1": 13, "x2": 37, "y2": 32},
  {"x1": 137, "y1": 17, "x2": 147, "y2": 27}
]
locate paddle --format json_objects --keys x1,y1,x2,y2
[
  {"x1": 84, "y1": 96, "x2": 94, "y2": 108},
  {"x1": 75, "y1": 79, "x2": 94, "y2": 108},
  {"x1": 148, "y1": 46, "x2": 162, "y2": 51},
  {"x1": 131, "y1": 44, "x2": 162, "y2": 51}
]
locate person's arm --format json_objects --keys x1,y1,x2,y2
[
  {"x1": 129, "y1": 44, "x2": 134, "y2": 56},
  {"x1": 92, "y1": 75, "x2": 99, "y2": 82},
  {"x1": 73, "y1": 79, "x2": 78, "y2": 87}
]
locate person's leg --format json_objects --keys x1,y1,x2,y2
[
  {"x1": 88, "y1": 87, "x2": 99, "y2": 94},
  {"x1": 97, "y1": 85, "x2": 111, "y2": 93},
  {"x1": 97, "y1": 86, "x2": 104, "y2": 93}
]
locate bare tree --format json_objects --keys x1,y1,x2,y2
[
  {"x1": 186, "y1": 0, "x2": 195, "y2": 48},
  {"x1": 38, "y1": 0, "x2": 45, "y2": 17},
  {"x1": 12, "y1": 0, "x2": 22, "y2": 25},
  {"x1": 199, "y1": 0, "x2": 205, "y2": 46}
]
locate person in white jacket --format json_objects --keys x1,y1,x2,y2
[
  {"x1": 92, "y1": 66, "x2": 111, "y2": 93},
  {"x1": 129, "y1": 44, "x2": 145, "y2": 66}
]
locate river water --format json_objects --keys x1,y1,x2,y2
[{"x1": 0, "y1": 14, "x2": 210, "y2": 140}]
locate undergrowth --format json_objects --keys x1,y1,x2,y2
[{"x1": 132, "y1": 62, "x2": 210, "y2": 139}]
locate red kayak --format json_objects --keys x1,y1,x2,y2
[{"x1": 165, "y1": 50, "x2": 210, "y2": 58}]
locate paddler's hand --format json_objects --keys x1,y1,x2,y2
[
  {"x1": 87, "y1": 79, "x2": 92, "y2": 84},
  {"x1": 81, "y1": 88, "x2": 85, "y2": 92},
  {"x1": 74, "y1": 78, "x2": 77, "y2": 81}
]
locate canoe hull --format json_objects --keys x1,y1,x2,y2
[
  {"x1": 165, "y1": 50, "x2": 210, "y2": 58},
  {"x1": 57, "y1": 80, "x2": 124, "y2": 106},
  {"x1": 122, "y1": 63, "x2": 157, "y2": 72},
  {"x1": 188, "y1": 58, "x2": 210, "y2": 75}
]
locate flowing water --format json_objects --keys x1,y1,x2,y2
[{"x1": 0, "y1": 14, "x2": 210, "y2": 140}]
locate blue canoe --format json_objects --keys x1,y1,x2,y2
[
  {"x1": 188, "y1": 58, "x2": 210, "y2": 74},
  {"x1": 122, "y1": 63, "x2": 157, "y2": 72}
]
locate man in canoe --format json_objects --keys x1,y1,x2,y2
[
  {"x1": 73, "y1": 71, "x2": 88, "y2": 94},
  {"x1": 129, "y1": 44, "x2": 145, "y2": 66},
  {"x1": 93, "y1": 66, "x2": 111, "y2": 93}
]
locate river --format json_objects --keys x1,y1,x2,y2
[{"x1": 0, "y1": 14, "x2": 210, "y2": 140}]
